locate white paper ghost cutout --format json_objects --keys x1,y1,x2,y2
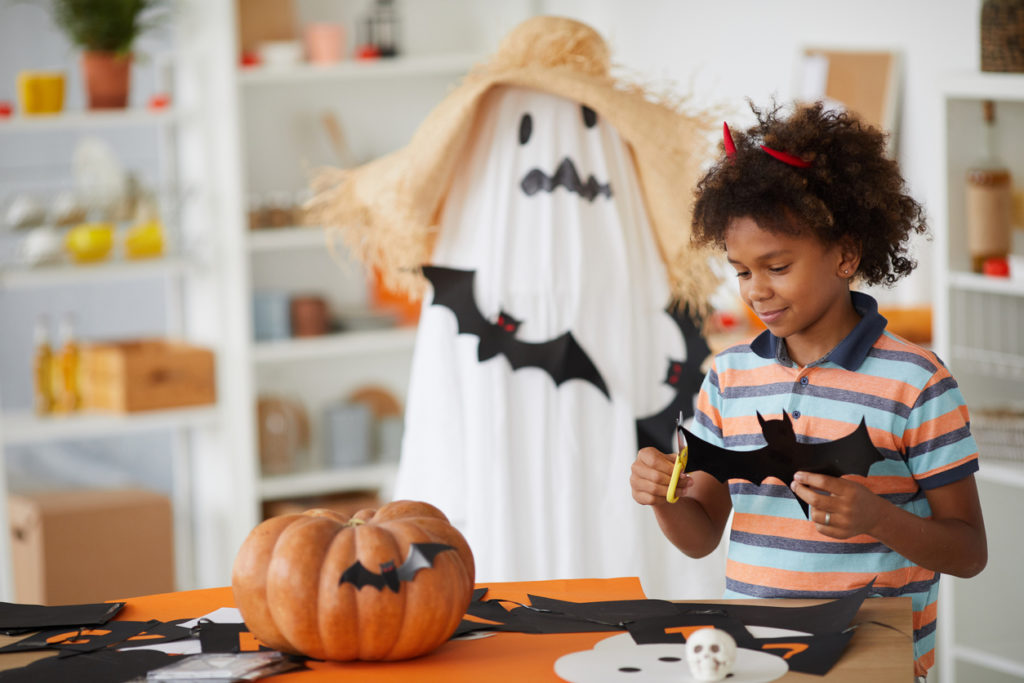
[
  {"x1": 685, "y1": 627, "x2": 738, "y2": 681},
  {"x1": 394, "y1": 85, "x2": 727, "y2": 596},
  {"x1": 554, "y1": 632, "x2": 787, "y2": 683}
]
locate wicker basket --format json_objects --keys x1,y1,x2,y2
[
  {"x1": 981, "y1": 0, "x2": 1024, "y2": 73},
  {"x1": 973, "y1": 409, "x2": 1024, "y2": 464}
]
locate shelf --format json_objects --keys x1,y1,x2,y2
[
  {"x1": 247, "y1": 226, "x2": 326, "y2": 252},
  {"x1": 941, "y1": 71, "x2": 1024, "y2": 102},
  {"x1": 975, "y1": 459, "x2": 1024, "y2": 488},
  {"x1": 252, "y1": 327, "x2": 417, "y2": 363},
  {"x1": 954, "y1": 645, "x2": 1024, "y2": 679},
  {"x1": 950, "y1": 346, "x2": 1024, "y2": 379},
  {"x1": 238, "y1": 52, "x2": 481, "y2": 85},
  {"x1": 0, "y1": 108, "x2": 181, "y2": 133},
  {"x1": 0, "y1": 406, "x2": 220, "y2": 445},
  {"x1": 0, "y1": 256, "x2": 197, "y2": 289},
  {"x1": 947, "y1": 271, "x2": 1024, "y2": 297},
  {"x1": 259, "y1": 462, "x2": 398, "y2": 500}
]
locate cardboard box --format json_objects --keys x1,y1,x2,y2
[
  {"x1": 80, "y1": 339, "x2": 216, "y2": 413},
  {"x1": 8, "y1": 489, "x2": 175, "y2": 605}
]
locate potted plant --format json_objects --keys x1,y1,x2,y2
[{"x1": 46, "y1": 0, "x2": 166, "y2": 109}]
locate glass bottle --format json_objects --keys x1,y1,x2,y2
[
  {"x1": 54, "y1": 313, "x2": 81, "y2": 412},
  {"x1": 32, "y1": 315, "x2": 54, "y2": 415},
  {"x1": 965, "y1": 99, "x2": 1013, "y2": 273},
  {"x1": 371, "y1": 0, "x2": 399, "y2": 57}
]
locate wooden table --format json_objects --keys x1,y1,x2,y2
[{"x1": 0, "y1": 577, "x2": 914, "y2": 681}]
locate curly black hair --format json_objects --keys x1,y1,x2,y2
[{"x1": 691, "y1": 101, "x2": 927, "y2": 287}]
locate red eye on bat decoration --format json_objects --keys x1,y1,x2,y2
[{"x1": 231, "y1": 501, "x2": 475, "y2": 661}]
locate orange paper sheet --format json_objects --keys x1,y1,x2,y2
[{"x1": 115, "y1": 576, "x2": 648, "y2": 682}]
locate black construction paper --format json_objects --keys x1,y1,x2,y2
[
  {"x1": 196, "y1": 622, "x2": 272, "y2": 653},
  {"x1": 0, "y1": 601, "x2": 123, "y2": 634},
  {"x1": 683, "y1": 411, "x2": 884, "y2": 517},
  {"x1": 453, "y1": 581, "x2": 876, "y2": 676},
  {"x1": 0, "y1": 648, "x2": 175, "y2": 683},
  {"x1": 422, "y1": 266, "x2": 610, "y2": 398},
  {"x1": 672, "y1": 580, "x2": 874, "y2": 635},
  {"x1": 0, "y1": 620, "x2": 152, "y2": 656}
]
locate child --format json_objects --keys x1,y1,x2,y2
[{"x1": 630, "y1": 102, "x2": 987, "y2": 680}]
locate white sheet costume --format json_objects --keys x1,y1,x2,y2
[
  {"x1": 311, "y1": 16, "x2": 725, "y2": 599},
  {"x1": 393, "y1": 87, "x2": 725, "y2": 598}
]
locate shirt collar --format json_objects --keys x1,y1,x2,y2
[{"x1": 748, "y1": 291, "x2": 887, "y2": 371}]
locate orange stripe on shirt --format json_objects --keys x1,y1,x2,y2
[
  {"x1": 731, "y1": 513, "x2": 879, "y2": 544},
  {"x1": 726, "y1": 559, "x2": 931, "y2": 592}
]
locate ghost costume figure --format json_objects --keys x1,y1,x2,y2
[
  {"x1": 395, "y1": 85, "x2": 720, "y2": 595},
  {"x1": 309, "y1": 17, "x2": 725, "y2": 598}
]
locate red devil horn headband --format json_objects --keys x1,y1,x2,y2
[
  {"x1": 723, "y1": 122, "x2": 737, "y2": 157},
  {"x1": 722, "y1": 121, "x2": 811, "y2": 168}
]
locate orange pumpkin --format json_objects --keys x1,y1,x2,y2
[{"x1": 231, "y1": 500, "x2": 475, "y2": 661}]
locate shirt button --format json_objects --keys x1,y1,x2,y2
[
  {"x1": 799, "y1": 377, "x2": 809, "y2": 386},
  {"x1": 792, "y1": 410, "x2": 801, "y2": 419}
]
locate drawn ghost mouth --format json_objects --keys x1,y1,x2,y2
[{"x1": 520, "y1": 157, "x2": 612, "y2": 202}]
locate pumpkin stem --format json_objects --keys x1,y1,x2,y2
[{"x1": 345, "y1": 518, "x2": 367, "y2": 527}]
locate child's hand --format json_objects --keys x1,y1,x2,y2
[
  {"x1": 631, "y1": 447, "x2": 692, "y2": 505},
  {"x1": 790, "y1": 471, "x2": 886, "y2": 538}
]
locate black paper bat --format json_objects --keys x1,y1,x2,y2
[
  {"x1": 423, "y1": 266, "x2": 610, "y2": 398},
  {"x1": 338, "y1": 542, "x2": 455, "y2": 593},
  {"x1": 635, "y1": 303, "x2": 710, "y2": 451},
  {"x1": 683, "y1": 411, "x2": 884, "y2": 517}
]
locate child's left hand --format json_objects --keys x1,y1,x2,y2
[{"x1": 790, "y1": 471, "x2": 886, "y2": 539}]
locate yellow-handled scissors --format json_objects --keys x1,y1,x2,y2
[{"x1": 666, "y1": 410, "x2": 688, "y2": 503}]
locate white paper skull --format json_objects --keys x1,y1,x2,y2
[{"x1": 685, "y1": 627, "x2": 737, "y2": 681}]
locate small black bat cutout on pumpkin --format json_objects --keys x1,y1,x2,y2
[
  {"x1": 339, "y1": 543, "x2": 456, "y2": 593},
  {"x1": 422, "y1": 266, "x2": 609, "y2": 398}
]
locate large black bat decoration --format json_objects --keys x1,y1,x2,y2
[
  {"x1": 422, "y1": 266, "x2": 609, "y2": 398},
  {"x1": 684, "y1": 411, "x2": 884, "y2": 517},
  {"x1": 635, "y1": 303, "x2": 710, "y2": 452},
  {"x1": 339, "y1": 542, "x2": 455, "y2": 593}
]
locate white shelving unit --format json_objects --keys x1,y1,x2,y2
[
  {"x1": 0, "y1": 102, "x2": 222, "y2": 597},
  {"x1": 0, "y1": 0, "x2": 262, "y2": 596},
  {"x1": 934, "y1": 71, "x2": 1024, "y2": 683},
  {"x1": 223, "y1": 1, "x2": 535, "y2": 517}
]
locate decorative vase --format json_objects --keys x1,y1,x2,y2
[{"x1": 81, "y1": 51, "x2": 132, "y2": 109}]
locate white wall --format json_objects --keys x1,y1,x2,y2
[{"x1": 543, "y1": 0, "x2": 983, "y2": 306}]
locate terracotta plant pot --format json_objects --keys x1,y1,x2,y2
[{"x1": 81, "y1": 51, "x2": 132, "y2": 109}]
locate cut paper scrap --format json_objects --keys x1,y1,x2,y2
[
  {"x1": 554, "y1": 634, "x2": 787, "y2": 683},
  {"x1": 0, "y1": 648, "x2": 176, "y2": 683},
  {"x1": 0, "y1": 601, "x2": 124, "y2": 634},
  {"x1": 121, "y1": 607, "x2": 244, "y2": 656},
  {"x1": 683, "y1": 411, "x2": 884, "y2": 517}
]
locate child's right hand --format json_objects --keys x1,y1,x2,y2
[{"x1": 630, "y1": 447, "x2": 693, "y2": 505}]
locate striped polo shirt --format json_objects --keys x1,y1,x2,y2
[{"x1": 690, "y1": 291, "x2": 979, "y2": 676}]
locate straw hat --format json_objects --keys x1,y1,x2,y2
[{"x1": 307, "y1": 15, "x2": 720, "y2": 311}]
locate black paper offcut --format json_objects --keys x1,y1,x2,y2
[
  {"x1": 0, "y1": 620, "x2": 153, "y2": 656},
  {"x1": 0, "y1": 601, "x2": 124, "y2": 634},
  {"x1": 671, "y1": 579, "x2": 875, "y2": 636},
  {"x1": 197, "y1": 622, "x2": 274, "y2": 654},
  {"x1": 0, "y1": 648, "x2": 175, "y2": 683}
]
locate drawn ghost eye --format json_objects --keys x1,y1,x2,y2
[
  {"x1": 617, "y1": 667, "x2": 641, "y2": 673},
  {"x1": 519, "y1": 113, "x2": 533, "y2": 145},
  {"x1": 658, "y1": 656, "x2": 681, "y2": 662},
  {"x1": 581, "y1": 105, "x2": 597, "y2": 128}
]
